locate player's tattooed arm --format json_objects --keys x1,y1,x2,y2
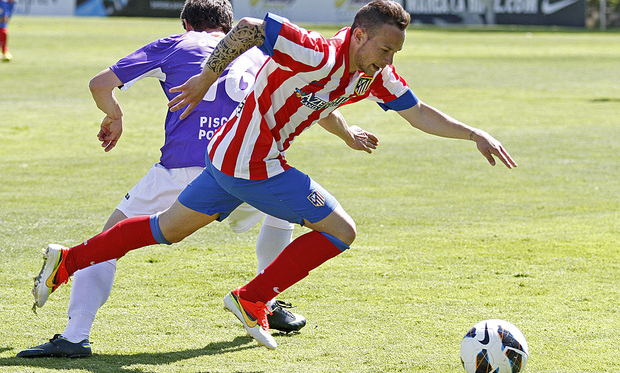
[
  {"x1": 168, "y1": 17, "x2": 265, "y2": 119},
  {"x1": 205, "y1": 18, "x2": 266, "y2": 76}
]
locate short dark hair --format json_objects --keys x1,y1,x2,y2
[
  {"x1": 351, "y1": 0, "x2": 410, "y2": 36},
  {"x1": 180, "y1": 0, "x2": 233, "y2": 33}
]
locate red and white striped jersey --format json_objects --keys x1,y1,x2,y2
[{"x1": 208, "y1": 13, "x2": 418, "y2": 180}]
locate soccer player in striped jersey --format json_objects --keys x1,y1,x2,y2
[
  {"x1": 21, "y1": 0, "x2": 377, "y2": 357},
  {"x1": 31, "y1": 0, "x2": 515, "y2": 350}
]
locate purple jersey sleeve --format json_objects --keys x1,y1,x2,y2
[{"x1": 110, "y1": 31, "x2": 267, "y2": 169}]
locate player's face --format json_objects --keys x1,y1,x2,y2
[{"x1": 351, "y1": 23, "x2": 405, "y2": 76}]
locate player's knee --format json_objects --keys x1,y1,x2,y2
[
  {"x1": 160, "y1": 227, "x2": 193, "y2": 244},
  {"x1": 328, "y1": 209, "x2": 357, "y2": 246},
  {"x1": 164, "y1": 234, "x2": 184, "y2": 244},
  {"x1": 339, "y1": 221, "x2": 357, "y2": 246}
]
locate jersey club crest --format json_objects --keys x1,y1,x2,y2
[
  {"x1": 354, "y1": 76, "x2": 373, "y2": 96},
  {"x1": 307, "y1": 190, "x2": 326, "y2": 207}
]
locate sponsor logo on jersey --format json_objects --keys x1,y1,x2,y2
[
  {"x1": 295, "y1": 88, "x2": 350, "y2": 111},
  {"x1": 307, "y1": 190, "x2": 326, "y2": 207},
  {"x1": 354, "y1": 76, "x2": 373, "y2": 95}
]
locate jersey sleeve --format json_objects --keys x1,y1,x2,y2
[
  {"x1": 369, "y1": 65, "x2": 419, "y2": 111},
  {"x1": 258, "y1": 12, "x2": 284, "y2": 57},
  {"x1": 110, "y1": 35, "x2": 181, "y2": 91},
  {"x1": 258, "y1": 12, "x2": 331, "y2": 72}
]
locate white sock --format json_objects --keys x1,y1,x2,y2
[
  {"x1": 61, "y1": 259, "x2": 116, "y2": 343},
  {"x1": 255, "y1": 215, "x2": 294, "y2": 307}
]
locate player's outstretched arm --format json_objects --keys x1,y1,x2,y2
[
  {"x1": 168, "y1": 17, "x2": 266, "y2": 119},
  {"x1": 89, "y1": 68, "x2": 124, "y2": 152},
  {"x1": 318, "y1": 110, "x2": 379, "y2": 154},
  {"x1": 398, "y1": 101, "x2": 517, "y2": 168}
]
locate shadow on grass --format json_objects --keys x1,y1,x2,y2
[
  {"x1": 590, "y1": 97, "x2": 620, "y2": 103},
  {"x1": 0, "y1": 336, "x2": 262, "y2": 373}
]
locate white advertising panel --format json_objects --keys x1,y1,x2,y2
[{"x1": 14, "y1": 0, "x2": 76, "y2": 16}]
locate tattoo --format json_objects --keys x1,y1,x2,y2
[
  {"x1": 206, "y1": 21, "x2": 266, "y2": 76},
  {"x1": 469, "y1": 130, "x2": 475, "y2": 140}
]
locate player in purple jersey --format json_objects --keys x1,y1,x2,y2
[
  {"x1": 0, "y1": 0, "x2": 14, "y2": 61},
  {"x1": 18, "y1": 0, "x2": 378, "y2": 358}
]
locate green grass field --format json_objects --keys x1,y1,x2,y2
[{"x1": 0, "y1": 16, "x2": 618, "y2": 373}]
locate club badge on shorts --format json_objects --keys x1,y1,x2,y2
[{"x1": 307, "y1": 190, "x2": 325, "y2": 207}]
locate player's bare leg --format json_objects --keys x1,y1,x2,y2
[
  {"x1": 303, "y1": 204, "x2": 356, "y2": 246},
  {"x1": 158, "y1": 200, "x2": 219, "y2": 243}
]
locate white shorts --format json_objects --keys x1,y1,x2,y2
[{"x1": 116, "y1": 163, "x2": 281, "y2": 233}]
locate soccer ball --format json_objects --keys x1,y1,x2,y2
[{"x1": 460, "y1": 319, "x2": 529, "y2": 373}]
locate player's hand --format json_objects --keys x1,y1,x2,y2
[
  {"x1": 168, "y1": 73, "x2": 214, "y2": 120},
  {"x1": 346, "y1": 125, "x2": 379, "y2": 154},
  {"x1": 472, "y1": 130, "x2": 517, "y2": 169},
  {"x1": 97, "y1": 116, "x2": 123, "y2": 152}
]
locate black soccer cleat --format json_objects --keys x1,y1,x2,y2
[
  {"x1": 17, "y1": 334, "x2": 92, "y2": 358},
  {"x1": 267, "y1": 300, "x2": 307, "y2": 333}
]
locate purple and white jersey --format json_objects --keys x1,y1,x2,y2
[{"x1": 110, "y1": 31, "x2": 267, "y2": 169}]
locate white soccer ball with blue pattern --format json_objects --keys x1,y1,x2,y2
[{"x1": 460, "y1": 319, "x2": 529, "y2": 373}]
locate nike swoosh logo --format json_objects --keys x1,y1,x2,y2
[
  {"x1": 45, "y1": 252, "x2": 63, "y2": 288},
  {"x1": 241, "y1": 310, "x2": 257, "y2": 328},
  {"x1": 541, "y1": 0, "x2": 579, "y2": 15},
  {"x1": 479, "y1": 323, "x2": 490, "y2": 345},
  {"x1": 232, "y1": 294, "x2": 258, "y2": 328}
]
